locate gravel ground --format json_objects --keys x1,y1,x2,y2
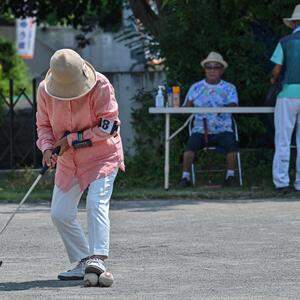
[{"x1": 0, "y1": 198, "x2": 299, "y2": 299}]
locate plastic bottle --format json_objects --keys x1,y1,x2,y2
[
  {"x1": 155, "y1": 86, "x2": 165, "y2": 107},
  {"x1": 172, "y1": 86, "x2": 180, "y2": 107},
  {"x1": 166, "y1": 87, "x2": 173, "y2": 107}
]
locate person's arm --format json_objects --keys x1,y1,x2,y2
[
  {"x1": 270, "y1": 42, "x2": 284, "y2": 84},
  {"x1": 67, "y1": 79, "x2": 120, "y2": 148},
  {"x1": 36, "y1": 86, "x2": 55, "y2": 153},
  {"x1": 271, "y1": 64, "x2": 282, "y2": 84},
  {"x1": 224, "y1": 84, "x2": 239, "y2": 107},
  {"x1": 36, "y1": 85, "x2": 57, "y2": 167},
  {"x1": 183, "y1": 85, "x2": 195, "y2": 107}
]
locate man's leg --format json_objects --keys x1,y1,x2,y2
[
  {"x1": 293, "y1": 100, "x2": 300, "y2": 190},
  {"x1": 183, "y1": 150, "x2": 196, "y2": 173},
  {"x1": 180, "y1": 133, "x2": 203, "y2": 186},
  {"x1": 226, "y1": 152, "x2": 236, "y2": 177},
  {"x1": 215, "y1": 132, "x2": 238, "y2": 184},
  {"x1": 273, "y1": 98, "x2": 297, "y2": 189}
]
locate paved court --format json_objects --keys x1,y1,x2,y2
[{"x1": 0, "y1": 198, "x2": 299, "y2": 299}]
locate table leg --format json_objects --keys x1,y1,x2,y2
[{"x1": 165, "y1": 113, "x2": 170, "y2": 190}]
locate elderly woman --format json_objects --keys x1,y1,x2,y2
[{"x1": 36, "y1": 49, "x2": 125, "y2": 280}]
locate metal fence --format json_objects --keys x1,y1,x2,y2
[{"x1": 0, "y1": 79, "x2": 40, "y2": 169}]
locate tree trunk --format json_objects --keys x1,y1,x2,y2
[{"x1": 128, "y1": 0, "x2": 161, "y2": 38}]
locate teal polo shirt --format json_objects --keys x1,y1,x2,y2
[{"x1": 270, "y1": 26, "x2": 300, "y2": 99}]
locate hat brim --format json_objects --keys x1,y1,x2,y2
[
  {"x1": 201, "y1": 59, "x2": 228, "y2": 69},
  {"x1": 45, "y1": 60, "x2": 97, "y2": 100},
  {"x1": 283, "y1": 18, "x2": 300, "y2": 28}
]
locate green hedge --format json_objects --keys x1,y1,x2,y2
[{"x1": 0, "y1": 37, "x2": 31, "y2": 95}]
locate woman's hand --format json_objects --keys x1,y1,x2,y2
[
  {"x1": 53, "y1": 136, "x2": 70, "y2": 156},
  {"x1": 42, "y1": 149, "x2": 57, "y2": 169}
]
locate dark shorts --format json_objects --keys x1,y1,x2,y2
[{"x1": 186, "y1": 131, "x2": 238, "y2": 154}]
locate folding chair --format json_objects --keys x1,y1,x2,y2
[{"x1": 189, "y1": 116, "x2": 243, "y2": 186}]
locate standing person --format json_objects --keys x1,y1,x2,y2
[
  {"x1": 36, "y1": 49, "x2": 125, "y2": 280},
  {"x1": 179, "y1": 52, "x2": 239, "y2": 188},
  {"x1": 271, "y1": 5, "x2": 300, "y2": 192}
]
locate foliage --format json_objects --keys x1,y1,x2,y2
[
  {"x1": 127, "y1": 2, "x2": 300, "y2": 186},
  {"x1": 155, "y1": 0, "x2": 298, "y2": 145},
  {"x1": 0, "y1": 0, "x2": 123, "y2": 48},
  {"x1": 0, "y1": 0, "x2": 123, "y2": 32},
  {"x1": 123, "y1": 1, "x2": 299, "y2": 147},
  {"x1": 0, "y1": 37, "x2": 31, "y2": 97},
  {"x1": 126, "y1": 90, "x2": 165, "y2": 186}
]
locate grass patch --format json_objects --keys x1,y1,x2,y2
[
  {"x1": 0, "y1": 178, "x2": 299, "y2": 203},
  {"x1": 0, "y1": 189, "x2": 52, "y2": 202},
  {"x1": 112, "y1": 186, "x2": 299, "y2": 201},
  {"x1": 0, "y1": 163, "x2": 299, "y2": 203}
]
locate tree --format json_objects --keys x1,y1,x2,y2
[
  {"x1": 128, "y1": 0, "x2": 162, "y2": 38},
  {"x1": 0, "y1": 0, "x2": 123, "y2": 31}
]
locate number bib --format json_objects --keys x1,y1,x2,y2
[{"x1": 99, "y1": 118, "x2": 119, "y2": 135}]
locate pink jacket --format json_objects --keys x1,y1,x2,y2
[{"x1": 36, "y1": 72, "x2": 125, "y2": 192}]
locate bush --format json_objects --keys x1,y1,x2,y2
[
  {"x1": 0, "y1": 36, "x2": 31, "y2": 95},
  {"x1": 0, "y1": 36, "x2": 31, "y2": 125}
]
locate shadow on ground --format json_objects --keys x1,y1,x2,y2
[
  {"x1": 0, "y1": 280, "x2": 81, "y2": 291},
  {"x1": 0, "y1": 197, "x2": 299, "y2": 216}
]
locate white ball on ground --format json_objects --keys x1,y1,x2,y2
[
  {"x1": 84, "y1": 273, "x2": 99, "y2": 287},
  {"x1": 99, "y1": 272, "x2": 114, "y2": 287}
]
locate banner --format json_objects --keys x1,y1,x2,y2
[{"x1": 16, "y1": 17, "x2": 37, "y2": 59}]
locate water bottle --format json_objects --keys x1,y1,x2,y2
[{"x1": 155, "y1": 86, "x2": 165, "y2": 107}]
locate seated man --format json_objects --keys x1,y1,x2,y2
[{"x1": 179, "y1": 51, "x2": 239, "y2": 187}]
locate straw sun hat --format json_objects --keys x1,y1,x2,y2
[
  {"x1": 45, "y1": 49, "x2": 97, "y2": 100},
  {"x1": 201, "y1": 51, "x2": 228, "y2": 69},
  {"x1": 283, "y1": 4, "x2": 300, "y2": 28}
]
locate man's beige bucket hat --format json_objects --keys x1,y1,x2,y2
[{"x1": 201, "y1": 51, "x2": 228, "y2": 69}]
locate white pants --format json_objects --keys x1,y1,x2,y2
[
  {"x1": 51, "y1": 170, "x2": 117, "y2": 263},
  {"x1": 273, "y1": 98, "x2": 300, "y2": 189}
]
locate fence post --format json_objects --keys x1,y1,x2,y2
[
  {"x1": 32, "y1": 78, "x2": 38, "y2": 168},
  {"x1": 9, "y1": 79, "x2": 14, "y2": 169}
]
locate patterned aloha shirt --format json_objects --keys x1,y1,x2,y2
[{"x1": 185, "y1": 79, "x2": 239, "y2": 134}]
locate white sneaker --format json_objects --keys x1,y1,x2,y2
[
  {"x1": 58, "y1": 260, "x2": 85, "y2": 280},
  {"x1": 85, "y1": 257, "x2": 106, "y2": 275}
]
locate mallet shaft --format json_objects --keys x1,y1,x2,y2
[{"x1": 0, "y1": 174, "x2": 43, "y2": 236}]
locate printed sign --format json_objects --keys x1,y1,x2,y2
[{"x1": 16, "y1": 17, "x2": 37, "y2": 59}]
